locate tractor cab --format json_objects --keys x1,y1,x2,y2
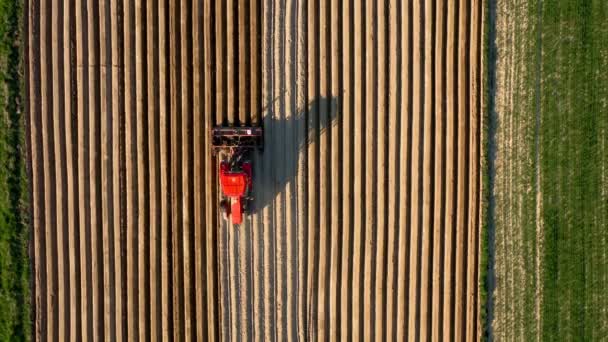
[{"x1": 219, "y1": 163, "x2": 249, "y2": 197}]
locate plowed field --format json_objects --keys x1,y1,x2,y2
[{"x1": 26, "y1": 0, "x2": 484, "y2": 340}]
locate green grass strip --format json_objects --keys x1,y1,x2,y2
[
  {"x1": 0, "y1": 0, "x2": 29, "y2": 340},
  {"x1": 540, "y1": 1, "x2": 608, "y2": 340}
]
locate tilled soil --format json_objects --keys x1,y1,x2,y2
[{"x1": 26, "y1": 0, "x2": 483, "y2": 340}]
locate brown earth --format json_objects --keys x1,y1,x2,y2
[{"x1": 26, "y1": 0, "x2": 484, "y2": 340}]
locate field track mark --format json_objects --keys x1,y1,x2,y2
[
  {"x1": 262, "y1": 0, "x2": 275, "y2": 339},
  {"x1": 238, "y1": 0, "x2": 249, "y2": 125},
  {"x1": 454, "y1": 0, "x2": 471, "y2": 340},
  {"x1": 283, "y1": 0, "x2": 299, "y2": 339},
  {"x1": 396, "y1": 1, "x2": 413, "y2": 340},
  {"x1": 170, "y1": 0, "x2": 185, "y2": 338},
  {"x1": 295, "y1": 0, "x2": 308, "y2": 339},
  {"x1": 192, "y1": 0, "x2": 207, "y2": 339},
  {"x1": 124, "y1": 0, "x2": 140, "y2": 338},
  {"x1": 351, "y1": 0, "x2": 364, "y2": 339},
  {"x1": 466, "y1": 0, "x2": 483, "y2": 340},
  {"x1": 306, "y1": 0, "x2": 319, "y2": 340},
  {"x1": 214, "y1": 0, "x2": 230, "y2": 338},
  {"x1": 26, "y1": 0, "x2": 46, "y2": 339},
  {"x1": 442, "y1": 0, "x2": 457, "y2": 338},
  {"x1": 86, "y1": 0, "x2": 104, "y2": 338},
  {"x1": 203, "y1": 0, "x2": 221, "y2": 339},
  {"x1": 533, "y1": 0, "x2": 544, "y2": 338},
  {"x1": 363, "y1": 1, "x2": 378, "y2": 339},
  {"x1": 158, "y1": 0, "x2": 173, "y2": 339},
  {"x1": 238, "y1": 0, "x2": 255, "y2": 338},
  {"x1": 431, "y1": 0, "x2": 447, "y2": 339},
  {"x1": 374, "y1": 0, "x2": 389, "y2": 339},
  {"x1": 317, "y1": 0, "x2": 330, "y2": 339},
  {"x1": 51, "y1": 0, "x2": 68, "y2": 339},
  {"x1": 99, "y1": 0, "x2": 114, "y2": 338},
  {"x1": 226, "y1": 0, "x2": 236, "y2": 124},
  {"x1": 40, "y1": 0, "x2": 59, "y2": 339},
  {"x1": 329, "y1": 0, "x2": 344, "y2": 337},
  {"x1": 272, "y1": 0, "x2": 286, "y2": 339},
  {"x1": 180, "y1": 0, "x2": 195, "y2": 338},
  {"x1": 147, "y1": 0, "x2": 162, "y2": 339},
  {"x1": 395, "y1": 1, "x2": 410, "y2": 340},
  {"x1": 109, "y1": 0, "x2": 124, "y2": 339},
  {"x1": 63, "y1": 0, "x2": 81, "y2": 338},
  {"x1": 250, "y1": 0, "x2": 261, "y2": 125},
  {"x1": 339, "y1": 1, "x2": 354, "y2": 338},
  {"x1": 75, "y1": 0, "x2": 93, "y2": 338},
  {"x1": 135, "y1": 0, "x2": 150, "y2": 338},
  {"x1": 386, "y1": 1, "x2": 400, "y2": 339},
  {"x1": 419, "y1": 0, "x2": 437, "y2": 339},
  {"x1": 407, "y1": 0, "x2": 423, "y2": 339}
]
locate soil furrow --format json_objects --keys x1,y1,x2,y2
[
  {"x1": 363, "y1": 1, "x2": 377, "y2": 339},
  {"x1": 283, "y1": 0, "x2": 298, "y2": 339},
  {"x1": 63, "y1": 0, "x2": 81, "y2": 338},
  {"x1": 407, "y1": 0, "x2": 423, "y2": 339},
  {"x1": 374, "y1": 0, "x2": 389, "y2": 339},
  {"x1": 329, "y1": 0, "x2": 342, "y2": 338},
  {"x1": 351, "y1": 0, "x2": 364, "y2": 339},
  {"x1": 442, "y1": 0, "x2": 458, "y2": 338},
  {"x1": 466, "y1": 1, "x2": 482, "y2": 340},
  {"x1": 146, "y1": 0, "x2": 161, "y2": 339},
  {"x1": 261, "y1": 0, "x2": 275, "y2": 339},
  {"x1": 109, "y1": 0, "x2": 124, "y2": 339},
  {"x1": 123, "y1": 0, "x2": 139, "y2": 338},
  {"x1": 419, "y1": 0, "x2": 437, "y2": 339},
  {"x1": 306, "y1": 0, "x2": 319, "y2": 340},
  {"x1": 51, "y1": 0, "x2": 68, "y2": 339},
  {"x1": 158, "y1": 0, "x2": 173, "y2": 339},
  {"x1": 203, "y1": 0, "x2": 220, "y2": 339},
  {"x1": 179, "y1": 0, "x2": 194, "y2": 338},
  {"x1": 295, "y1": 1, "x2": 308, "y2": 339},
  {"x1": 86, "y1": 0, "x2": 103, "y2": 337},
  {"x1": 454, "y1": 0, "x2": 471, "y2": 340},
  {"x1": 27, "y1": 0, "x2": 45, "y2": 339},
  {"x1": 317, "y1": 0, "x2": 330, "y2": 339},
  {"x1": 192, "y1": 0, "x2": 206, "y2": 339},
  {"x1": 169, "y1": 0, "x2": 184, "y2": 338},
  {"x1": 98, "y1": 0, "x2": 113, "y2": 338},
  {"x1": 135, "y1": 0, "x2": 150, "y2": 338},
  {"x1": 272, "y1": 0, "x2": 286, "y2": 339},
  {"x1": 396, "y1": 1, "x2": 412, "y2": 339},
  {"x1": 339, "y1": 1, "x2": 354, "y2": 339},
  {"x1": 431, "y1": 0, "x2": 447, "y2": 339},
  {"x1": 226, "y1": 0, "x2": 236, "y2": 124},
  {"x1": 75, "y1": 0, "x2": 93, "y2": 338},
  {"x1": 386, "y1": 1, "x2": 400, "y2": 339},
  {"x1": 40, "y1": 0, "x2": 58, "y2": 339}
]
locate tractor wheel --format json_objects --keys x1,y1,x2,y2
[
  {"x1": 220, "y1": 199, "x2": 230, "y2": 221},
  {"x1": 242, "y1": 198, "x2": 249, "y2": 213}
]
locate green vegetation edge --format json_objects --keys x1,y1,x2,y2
[
  {"x1": 0, "y1": 0, "x2": 30, "y2": 339},
  {"x1": 479, "y1": 0, "x2": 491, "y2": 339}
]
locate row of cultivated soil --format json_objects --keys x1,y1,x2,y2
[
  {"x1": 26, "y1": 0, "x2": 483, "y2": 340},
  {"x1": 27, "y1": 0, "x2": 220, "y2": 340}
]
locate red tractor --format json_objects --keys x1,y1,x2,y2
[{"x1": 212, "y1": 126, "x2": 263, "y2": 225}]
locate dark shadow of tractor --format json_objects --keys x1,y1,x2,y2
[{"x1": 248, "y1": 95, "x2": 340, "y2": 223}]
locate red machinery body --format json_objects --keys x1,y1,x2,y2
[
  {"x1": 212, "y1": 126, "x2": 262, "y2": 225},
  {"x1": 219, "y1": 161, "x2": 252, "y2": 225}
]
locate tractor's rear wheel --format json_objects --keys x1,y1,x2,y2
[{"x1": 220, "y1": 199, "x2": 230, "y2": 221}]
